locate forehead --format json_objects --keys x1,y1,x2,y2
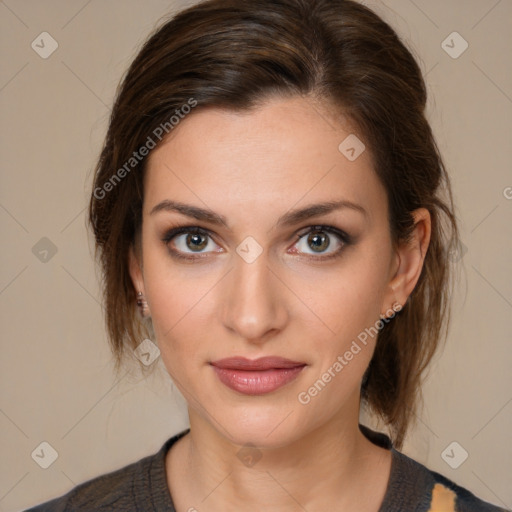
[{"x1": 144, "y1": 96, "x2": 386, "y2": 226}]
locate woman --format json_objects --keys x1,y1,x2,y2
[{"x1": 26, "y1": 0, "x2": 508, "y2": 510}]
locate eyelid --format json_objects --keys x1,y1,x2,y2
[
  {"x1": 295, "y1": 224, "x2": 351, "y2": 242},
  {"x1": 162, "y1": 225, "x2": 215, "y2": 243}
]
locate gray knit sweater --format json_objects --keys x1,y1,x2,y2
[{"x1": 25, "y1": 426, "x2": 508, "y2": 512}]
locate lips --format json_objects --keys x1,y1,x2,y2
[
  {"x1": 211, "y1": 356, "x2": 306, "y2": 371},
  {"x1": 210, "y1": 357, "x2": 306, "y2": 395}
]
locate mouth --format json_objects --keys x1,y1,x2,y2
[{"x1": 210, "y1": 356, "x2": 307, "y2": 395}]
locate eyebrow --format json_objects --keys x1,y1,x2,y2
[{"x1": 149, "y1": 199, "x2": 367, "y2": 228}]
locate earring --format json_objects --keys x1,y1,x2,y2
[
  {"x1": 381, "y1": 302, "x2": 403, "y2": 321},
  {"x1": 136, "y1": 291, "x2": 149, "y2": 318},
  {"x1": 392, "y1": 302, "x2": 403, "y2": 314}
]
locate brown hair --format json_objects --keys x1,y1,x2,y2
[{"x1": 88, "y1": 0, "x2": 460, "y2": 448}]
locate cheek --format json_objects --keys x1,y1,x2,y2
[
  {"x1": 141, "y1": 243, "x2": 221, "y2": 369},
  {"x1": 291, "y1": 252, "x2": 389, "y2": 347},
  {"x1": 292, "y1": 260, "x2": 388, "y2": 418}
]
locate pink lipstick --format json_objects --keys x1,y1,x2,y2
[{"x1": 210, "y1": 356, "x2": 306, "y2": 395}]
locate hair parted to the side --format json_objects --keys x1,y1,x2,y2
[{"x1": 88, "y1": 0, "x2": 461, "y2": 449}]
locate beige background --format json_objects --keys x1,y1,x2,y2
[{"x1": 1, "y1": 0, "x2": 511, "y2": 510}]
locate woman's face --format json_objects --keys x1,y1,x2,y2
[{"x1": 132, "y1": 95, "x2": 410, "y2": 448}]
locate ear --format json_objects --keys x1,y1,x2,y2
[
  {"x1": 128, "y1": 243, "x2": 145, "y2": 296},
  {"x1": 381, "y1": 208, "x2": 431, "y2": 316}
]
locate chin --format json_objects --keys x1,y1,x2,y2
[{"x1": 210, "y1": 402, "x2": 310, "y2": 449}]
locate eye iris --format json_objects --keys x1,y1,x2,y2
[
  {"x1": 186, "y1": 233, "x2": 207, "y2": 251},
  {"x1": 308, "y1": 231, "x2": 329, "y2": 252}
]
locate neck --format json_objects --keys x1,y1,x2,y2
[{"x1": 168, "y1": 399, "x2": 392, "y2": 511}]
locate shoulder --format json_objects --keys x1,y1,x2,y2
[
  {"x1": 359, "y1": 425, "x2": 508, "y2": 512},
  {"x1": 24, "y1": 429, "x2": 189, "y2": 512},
  {"x1": 24, "y1": 453, "x2": 152, "y2": 512},
  {"x1": 428, "y1": 467, "x2": 508, "y2": 512},
  {"x1": 387, "y1": 448, "x2": 509, "y2": 512}
]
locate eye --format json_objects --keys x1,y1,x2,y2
[
  {"x1": 290, "y1": 225, "x2": 351, "y2": 260},
  {"x1": 163, "y1": 226, "x2": 223, "y2": 260}
]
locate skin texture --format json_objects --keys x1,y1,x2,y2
[{"x1": 129, "y1": 95, "x2": 431, "y2": 511}]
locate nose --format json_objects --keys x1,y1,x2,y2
[{"x1": 220, "y1": 251, "x2": 289, "y2": 344}]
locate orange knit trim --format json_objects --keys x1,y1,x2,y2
[{"x1": 427, "y1": 483, "x2": 457, "y2": 511}]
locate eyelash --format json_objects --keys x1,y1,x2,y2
[{"x1": 162, "y1": 224, "x2": 353, "y2": 263}]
